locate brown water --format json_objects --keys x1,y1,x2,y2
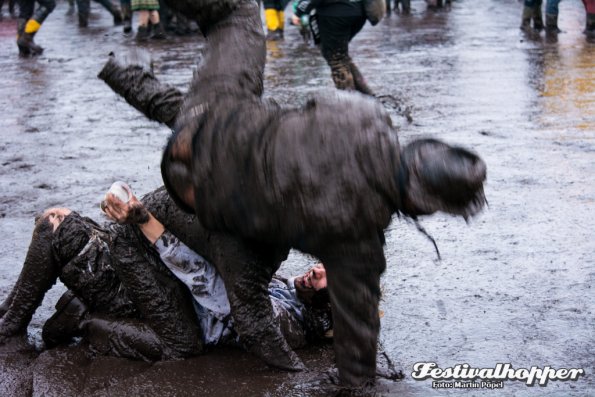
[{"x1": 0, "y1": 0, "x2": 593, "y2": 395}]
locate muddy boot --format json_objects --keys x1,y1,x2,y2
[
  {"x1": 520, "y1": 6, "x2": 533, "y2": 31},
  {"x1": 150, "y1": 22, "x2": 166, "y2": 39},
  {"x1": 545, "y1": 13, "x2": 560, "y2": 33},
  {"x1": 348, "y1": 60, "x2": 374, "y2": 96},
  {"x1": 0, "y1": 220, "x2": 58, "y2": 341},
  {"x1": 121, "y1": 3, "x2": 132, "y2": 33},
  {"x1": 15, "y1": 18, "x2": 29, "y2": 56},
  {"x1": 135, "y1": 25, "x2": 150, "y2": 41},
  {"x1": 78, "y1": 12, "x2": 88, "y2": 27},
  {"x1": 533, "y1": 7, "x2": 544, "y2": 30},
  {"x1": 586, "y1": 13, "x2": 595, "y2": 37},
  {"x1": 16, "y1": 26, "x2": 44, "y2": 56},
  {"x1": 42, "y1": 290, "x2": 88, "y2": 348},
  {"x1": 329, "y1": 58, "x2": 356, "y2": 91}
]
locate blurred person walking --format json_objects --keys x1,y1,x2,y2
[
  {"x1": 76, "y1": 0, "x2": 122, "y2": 27},
  {"x1": 16, "y1": 0, "x2": 55, "y2": 56}
]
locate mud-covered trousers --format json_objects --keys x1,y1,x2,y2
[
  {"x1": 318, "y1": 14, "x2": 373, "y2": 95},
  {"x1": 17, "y1": 0, "x2": 54, "y2": 22}
]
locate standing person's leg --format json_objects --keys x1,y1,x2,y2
[
  {"x1": 263, "y1": 0, "x2": 281, "y2": 40},
  {"x1": 76, "y1": 0, "x2": 90, "y2": 27},
  {"x1": 318, "y1": 15, "x2": 356, "y2": 91},
  {"x1": 148, "y1": 9, "x2": 165, "y2": 39},
  {"x1": 93, "y1": 0, "x2": 122, "y2": 25},
  {"x1": 346, "y1": 16, "x2": 374, "y2": 96},
  {"x1": 17, "y1": 0, "x2": 55, "y2": 55},
  {"x1": 16, "y1": 0, "x2": 34, "y2": 55},
  {"x1": 120, "y1": 0, "x2": 132, "y2": 32},
  {"x1": 545, "y1": 0, "x2": 561, "y2": 32},
  {"x1": 521, "y1": 0, "x2": 543, "y2": 31},
  {"x1": 135, "y1": 9, "x2": 150, "y2": 40}
]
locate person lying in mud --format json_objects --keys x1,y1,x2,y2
[
  {"x1": 0, "y1": 185, "x2": 333, "y2": 360},
  {"x1": 97, "y1": 0, "x2": 487, "y2": 388}
]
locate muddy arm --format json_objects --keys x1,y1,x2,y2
[{"x1": 98, "y1": 54, "x2": 183, "y2": 128}]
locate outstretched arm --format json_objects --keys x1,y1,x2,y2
[{"x1": 98, "y1": 52, "x2": 183, "y2": 128}]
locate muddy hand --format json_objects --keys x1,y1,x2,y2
[{"x1": 103, "y1": 189, "x2": 150, "y2": 225}]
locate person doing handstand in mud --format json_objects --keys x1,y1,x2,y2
[
  {"x1": 95, "y1": 0, "x2": 487, "y2": 389},
  {"x1": 0, "y1": 185, "x2": 333, "y2": 360}
]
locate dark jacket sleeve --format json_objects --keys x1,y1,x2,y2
[
  {"x1": 98, "y1": 56, "x2": 184, "y2": 128},
  {"x1": 294, "y1": 0, "x2": 323, "y2": 16}
]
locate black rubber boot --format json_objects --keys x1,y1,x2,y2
[
  {"x1": 78, "y1": 12, "x2": 88, "y2": 27},
  {"x1": 150, "y1": 21, "x2": 166, "y2": 39},
  {"x1": 0, "y1": 219, "x2": 58, "y2": 340},
  {"x1": 545, "y1": 13, "x2": 560, "y2": 33},
  {"x1": 16, "y1": 18, "x2": 31, "y2": 56},
  {"x1": 122, "y1": 3, "x2": 132, "y2": 33},
  {"x1": 533, "y1": 2, "x2": 544, "y2": 30},
  {"x1": 520, "y1": 6, "x2": 532, "y2": 31},
  {"x1": 42, "y1": 290, "x2": 88, "y2": 348},
  {"x1": 135, "y1": 25, "x2": 150, "y2": 41}
]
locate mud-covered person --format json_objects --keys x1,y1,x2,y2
[
  {"x1": 0, "y1": 185, "x2": 333, "y2": 359},
  {"x1": 99, "y1": 0, "x2": 486, "y2": 388}
]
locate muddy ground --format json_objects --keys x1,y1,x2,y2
[{"x1": 0, "y1": 0, "x2": 593, "y2": 395}]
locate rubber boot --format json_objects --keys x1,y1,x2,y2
[
  {"x1": 151, "y1": 21, "x2": 166, "y2": 39},
  {"x1": 17, "y1": 19, "x2": 44, "y2": 56},
  {"x1": 42, "y1": 290, "x2": 88, "y2": 348},
  {"x1": 135, "y1": 24, "x2": 150, "y2": 41},
  {"x1": 0, "y1": 220, "x2": 58, "y2": 339},
  {"x1": 278, "y1": 10, "x2": 284, "y2": 39},
  {"x1": 264, "y1": 8, "x2": 281, "y2": 41},
  {"x1": 349, "y1": 60, "x2": 374, "y2": 96},
  {"x1": 533, "y1": 5, "x2": 544, "y2": 30},
  {"x1": 586, "y1": 13, "x2": 595, "y2": 37},
  {"x1": 78, "y1": 12, "x2": 88, "y2": 27},
  {"x1": 16, "y1": 18, "x2": 30, "y2": 56},
  {"x1": 121, "y1": 3, "x2": 132, "y2": 33},
  {"x1": 520, "y1": 6, "x2": 533, "y2": 30},
  {"x1": 545, "y1": 13, "x2": 560, "y2": 33}
]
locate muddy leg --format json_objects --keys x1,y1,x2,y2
[
  {"x1": 217, "y1": 242, "x2": 304, "y2": 371},
  {"x1": 314, "y1": 235, "x2": 386, "y2": 386},
  {"x1": 0, "y1": 218, "x2": 58, "y2": 340},
  {"x1": 109, "y1": 223, "x2": 203, "y2": 358},
  {"x1": 348, "y1": 59, "x2": 374, "y2": 96},
  {"x1": 82, "y1": 316, "x2": 170, "y2": 361}
]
